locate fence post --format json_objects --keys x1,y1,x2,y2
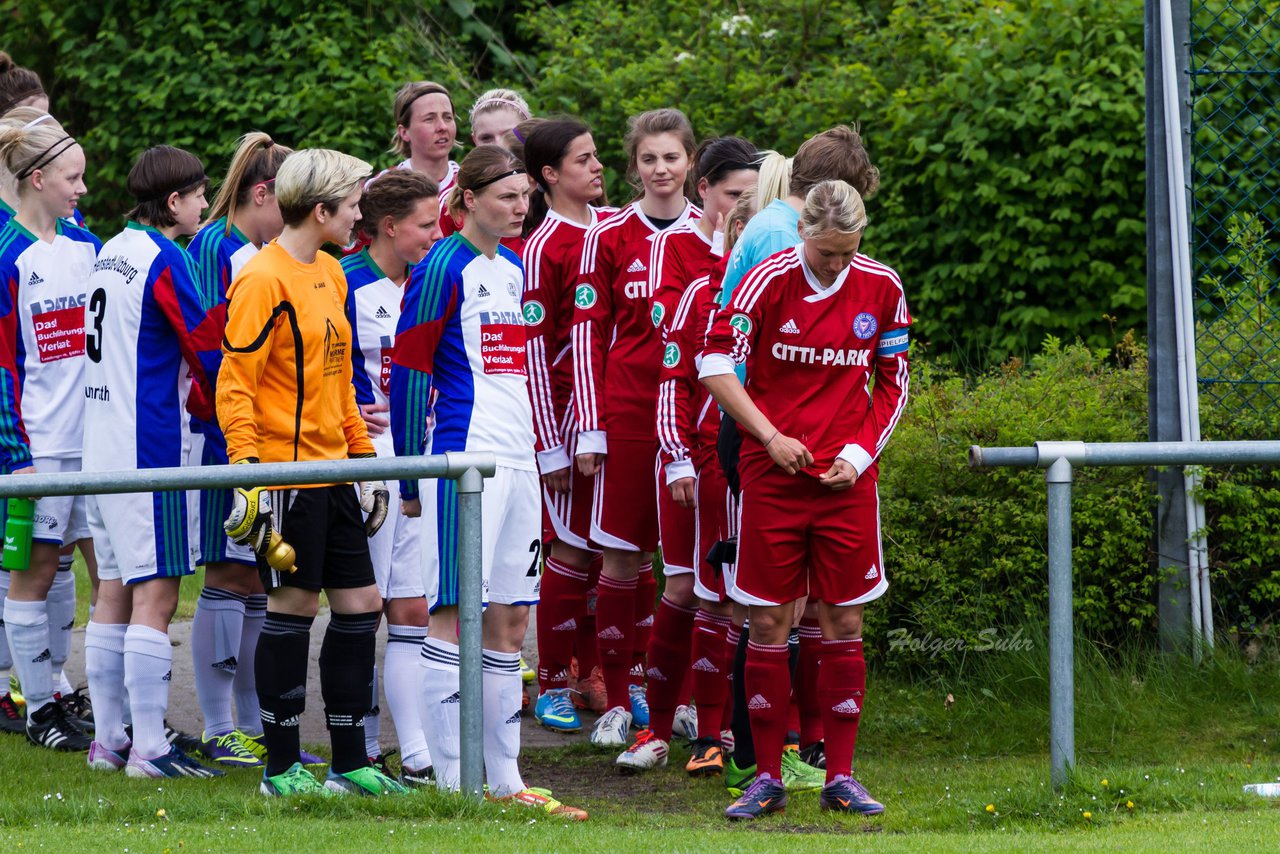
[
  {"x1": 1046, "y1": 456, "x2": 1076, "y2": 789},
  {"x1": 456, "y1": 466, "x2": 485, "y2": 799}
]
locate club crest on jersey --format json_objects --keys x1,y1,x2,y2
[
  {"x1": 853, "y1": 312, "x2": 878, "y2": 339},
  {"x1": 575, "y1": 284, "x2": 597, "y2": 309},
  {"x1": 730, "y1": 313, "x2": 752, "y2": 335},
  {"x1": 663, "y1": 342, "x2": 681, "y2": 368},
  {"x1": 651, "y1": 303, "x2": 665, "y2": 328},
  {"x1": 523, "y1": 301, "x2": 545, "y2": 325}
]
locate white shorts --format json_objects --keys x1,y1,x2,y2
[
  {"x1": 31, "y1": 458, "x2": 90, "y2": 546},
  {"x1": 421, "y1": 465, "x2": 540, "y2": 612},
  {"x1": 363, "y1": 479, "x2": 425, "y2": 600},
  {"x1": 88, "y1": 487, "x2": 198, "y2": 585}
]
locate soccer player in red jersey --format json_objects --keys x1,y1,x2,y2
[
  {"x1": 614, "y1": 136, "x2": 761, "y2": 772},
  {"x1": 571, "y1": 108, "x2": 700, "y2": 746},
  {"x1": 469, "y1": 88, "x2": 531, "y2": 147},
  {"x1": 701, "y1": 180, "x2": 910, "y2": 821},
  {"x1": 520, "y1": 118, "x2": 615, "y2": 733}
]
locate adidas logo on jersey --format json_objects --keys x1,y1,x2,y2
[
  {"x1": 477, "y1": 284, "x2": 491, "y2": 298},
  {"x1": 627, "y1": 258, "x2": 646, "y2": 273},
  {"x1": 832, "y1": 698, "x2": 861, "y2": 715},
  {"x1": 865, "y1": 565, "x2": 880, "y2": 580},
  {"x1": 692, "y1": 657, "x2": 719, "y2": 673},
  {"x1": 646, "y1": 666, "x2": 667, "y2": 681},
  {"x1": 375, "y1": 306, "x2": 391, "y2": 319},
  {"x1": 211, "y1": 656, "x2": 239, "y2": 671},
  {"x1": 26, "y1": 272, "x2": 43, "y2": 288},
  {"x1": 598, "y1": 625, "x2": 624, "y2": 641},
  {"x1": 442, "y1": 691, "x2": 461, "y2": 704},
  {"x1": 747, "y1": 693, "x2": 772, "y2": 710},
  {"x1": 780, "y1": 318, "x2": 801, "y2": 334},
  {"x1": 553, "y1": 618, "x2": 577, "y2": 632}
]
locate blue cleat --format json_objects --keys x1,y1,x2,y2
[{"x1": 819, "y1": 775, "x2": 885, "y2": 815}]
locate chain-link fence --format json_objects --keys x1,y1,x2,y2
[{"x1": 1190, "y1": 1, "x2": 1280, "y2": 434}]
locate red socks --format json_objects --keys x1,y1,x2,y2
[
  {"x1": 644, "y1": 596, "x2": 697, "y2": 740},
  {"x1": 594, "y1": 574, "x2": 637, "y2": 711},
  {"x1": 575, "y1": 557, "x2": 602, "y2": 677},
  {"x1": 535, "y1": 557, "x2": 590, "y2": 693},
  {"x1": 691, "y1": 610, "x2": 731, "y2": 741},
  {"x1": 631, "y1": 567, "x2": 657, "y2": 684},
  {"x1": 797, "y1": 617, "x2": 825, "y2": 748},
  {"x1": 743, "y1": 640, "x2": 791, "y2": 780},
  {"x1": 818, "y1": 638, "x2": 865, "y2": 782}
]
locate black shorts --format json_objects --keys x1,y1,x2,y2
[{"x1": 259, "y1": 484, "x2": 375, "y2": 593}]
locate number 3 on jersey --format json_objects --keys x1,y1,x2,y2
[{"x1": 86, "y1": 287, "x2": 106, "y2": 363}]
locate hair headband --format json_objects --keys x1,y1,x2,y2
[
  {"x1": 0, "y1": 87, "x2": 44, "y2": 117},
  {"x1": 140, "y1": 169, "x2": 208, "y2": 203},
  {"x1": 469, "y1": 167, "x2": 525, "y2": 192},
  {"x1": 472, "y1": 97, "x2": 530, "y2": 121},
  {"x1": 20, "y1": 113, "x2": 53, "y2": 131},
  {"x1": 16, "y1": 135, "x2": 74, "y2": 180}
]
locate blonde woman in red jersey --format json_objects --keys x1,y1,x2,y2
[
  {"x1": 519, "y1": 118, "x2": 613, "y2": 734},
  {"x1": 571, "y1": 108, "x2": 700, "y2": 747},
  {"x1": 702, "y1": 180, "x2": 910, "y2": 821},
  {"x1": 613, "y1": 136, "x2": 761, "y2": 773}
]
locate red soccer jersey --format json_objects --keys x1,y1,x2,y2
[
  {"x1": 699, "y1": 246, "x2": 911, "y2": 489},
  {"x1": 656, "y1": 272, "x2": 722, "y2": 482},
  {"x1": 648, "y1": 221, "x2": 720, "y2": 337},
  {"x1": 521, "y1": 207, "x2": 614, "y2": 471},
  {"x1": 571, "y1": 200, "x2": 699, "y2": 450}
]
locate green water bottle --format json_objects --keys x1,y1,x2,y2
[{"x1": 2, "y1": 497, "x2": 34, "y2": 571}]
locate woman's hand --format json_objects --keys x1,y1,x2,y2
[
  {"x1": 401, "y1": 498, "x2": 422, "y2": 518},
  {"x1": 358, "y1": 403, "x2": 390, "y2": 437},
  {"x1": 818, "y1": 459, "x2": 857, "y2": 490},
  {"x1": 765, "y1": 432, "x2": 813, "y2": 475},
  {"x1": 669, "y1": 476, "x2": 696, "y2": 508},
  {"x1": 576, "y1": 452, "x2": 604, "y2": 477},
  {"x1": 542, "y1": 466, "x2": 571, "y2": 495}
]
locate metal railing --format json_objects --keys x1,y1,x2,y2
[
  {"x1": 969, "y1": 439, "x2": 1280, "y2": 789},
  {"x1": 0, "y1": 451, "x2": 496, "y2": 799}
]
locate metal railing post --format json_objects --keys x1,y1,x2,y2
[
  {"x1": 455, "y1": 466, "x2": 486, "y2": 800},
  {"x1": 1045, "y1": 456, "x2": 1076, "y2": 788}
]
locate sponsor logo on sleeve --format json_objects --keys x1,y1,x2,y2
[
  {"x1": 651, "y1": 303, "x2": 665, "y2": 328},
  {"x1": 574, "y1": 284, "x2": 597, "y2": 309},
  {"x1": 729, "y1": 313, "x2": 752, "y2": 335},
  {"x1": 852, "y1": 312, "x2": 878, "y2": 339},
  {"x1": 522, "y1": 301, "x2": 545, "y2": 326},
  {"x1": 663, "y1": 342, "x2": 681, "y2": 368}
]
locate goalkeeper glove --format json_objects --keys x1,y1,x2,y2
[
  {"x1": 359, "y1": 480, "x2": 390, "y2": 537},
  {"x1": 224, "y1": 460, "x2": 297, "y2": 572}
]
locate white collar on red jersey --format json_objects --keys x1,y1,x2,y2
[{"x1": 797, "y1": 243, "x2": 852, "y2": 301}]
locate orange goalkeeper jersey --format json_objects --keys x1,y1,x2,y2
[{"x1": 217, "y1": 240, "x2": 374, "y2": 464}]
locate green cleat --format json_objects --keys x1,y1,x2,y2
[
  {"x1": 260, "y1": 762, "x2": 325, "y2": 797},
  {"x1": 324, "y1": 765, "x2": 409, "y2": 796},
  {"x1": 725, "y1": 756, "x2": 757, "y2": 797},
  {"x1": 780, "y1": 745, "x2": 825, "y2": 792}
]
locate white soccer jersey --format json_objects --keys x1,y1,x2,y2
[
  {"x1": 82, "y1": 223, "x2": 219, "y2": 473},
  {"x1": 341, "y1": 249, "x2": 403, "y2": 456},
  {"x1": 391, "y1": 234, "x2": 536, "y2": 500},
  {"x1": 0, "y1": 219, "x2": 100, "y2": 466}
]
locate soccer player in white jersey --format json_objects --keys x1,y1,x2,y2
[
  {"x1": 0, "y1": 113, "x2": 99, "y2": 752},
  {"x1": 187, "y1": 132, "x2": 295, "y2": 767},
  {"x1": 82, "y1": 145, "x2": 225, "y2": 778},
  {"x1": 341, "y1": 169, "x2": 442, "y2": 785},
  {"x1": 390, "y1": 145, "x2": 586, "y2": 820}
]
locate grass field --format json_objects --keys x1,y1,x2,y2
[{"x1": 4, "y1": 623, "x2": 1280, "y2": 851}]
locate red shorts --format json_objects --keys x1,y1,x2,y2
[
  {"x1": 693, "y1": 461, "x2": 736, "y2": 602},
  {"x1": 732, "y1": 468, "x2": 886, "y2": 607},
  {"x1": 591, "y1": 437, "x2": 659, "y2": 552},
  {"x1": 541, "y1": 422, "x2": 600, "y2": 552},
  {"x1": 656, "y1": 457, "x2": 697, "y2": 576}
]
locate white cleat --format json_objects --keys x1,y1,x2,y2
[
  {"x1": 615, "y1": 729, "x2": 669, "y2": 774},
  {"x1": 589, "y1": 706, "x2": 632, "y2": 747},
  {"x1": 672, "y1": 703, "x2": 698, "y2": 741}
]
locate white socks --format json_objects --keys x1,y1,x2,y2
[
  {"x1": 386, "y1": 624, "x2": 430, "y2": 771},
  {"x1": 47, "y1": 557, "x2": 75, "y2": 694},
  {"x1": 235, "y1": 593, "x2": 266, "y2": 736},
  {"x1": 0, "y1": 571, "x2": 12, "y2": 680},
  {"x1": 124, "y1": 624, "x2": 173, "y2": 760},
  {"x1": 4, "y1": 598, "x2": 53, "y2": 713},
  {"x1": 419, "y1": 638, "x2": 461, "y2": 791},
  {"x1": 85, "y1": 621, "x2": 128, "y2": 751},
  {"x1": 191, "y1": 587, "x2": 245, "y2": 737},
  {"x1": 481, "y1": 649, "x2": 524, "y2": 797}
]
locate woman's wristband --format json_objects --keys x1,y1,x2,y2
[{"x1": 764, "y1": 430, "x2": 779, "y2": 448}]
